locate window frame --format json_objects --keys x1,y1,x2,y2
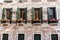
[
  {"x1": 2, "y1": 34, "x2": 9, "y2": 40},
  {"x1": 33, "y1": 34, "x2": 41, "y2": 40},
  {"x1": 50, "y1": 34, "x2": 58, "y2": 40},
  {"x1": 47, "y1": 7, "x2": 58, "y2": 24},
  {"x1": 16, "y1": 8, "x2": 27, "y2": 24},
  {"x1": 32, "y1": 7, "x2": 43, "y2": 24},
  {"x1": 1, "y1": 8, "x2": 12, "y2": 24}
]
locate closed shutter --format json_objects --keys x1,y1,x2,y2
[
  {"x1": 51, "y1": 34, "x2": 58, "y2": 40},
  {"x1": 32, "y1": 7, "x2": 35, "y2": 20},
  {"x1": 2, "y1": 8, "x2": 5, "y2": 20},
  {"x1": 16, "y1": 8, "x2": 20, "y2": 20},
  {"x1": 2, "y1": 34, "x2": 8, "y2": 40},
  {"x1": 34, "y1": 34, "x2": 41, "y2": 40},
  {"x1": 18, "y1": 34, "x2": 24, "y2": 40}
]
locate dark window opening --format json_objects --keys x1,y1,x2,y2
[
  {"x1": 32, "y1": 7, "x2": 43, "y2": 24},
  {"x1": 51, "y1": 34, "x2": 58, "y2": 40},
  {"x1": 2, "y1": 34, "x2": 8, "y2": 40},
  {"x1": 47, "y1": 7, "x2": 58, "y2": 24},
  {"x1": 6, "y1": 9, "x2": 11, "y2": 20},
  {"x1": 34, "y1": 34, "x2": 41, "y2": 40},
  {"x1": 18, "y1": 34, "x2": 25, "y2": 40}
]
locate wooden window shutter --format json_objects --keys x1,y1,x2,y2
[
  {"x1": 40, "y1": 7, "x2": 43, "y2": 23},
  {"x1": 2, "y1": 8, "x2": 5, "y2": 20},
  {"x1": 32, "y1": 7, "x2": 35, "y2": 20},
  {"x1": 16, "y1": 8, "x2": 20, "y2": 20},
  {"x1": 10, "y1": 8, "x2": 12, "y2": 24}
]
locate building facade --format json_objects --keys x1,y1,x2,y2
[{"x1": 0, "y1": 0, "x2": 60, "y2": 40}]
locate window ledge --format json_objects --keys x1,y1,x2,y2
[
  {"x1": 1, "y1": 23, "x2": 10, "y2": 26},
  {"x1": 49, "y1": 23, "x2": 58, "y2": 26},
  {"x1": 17, "y1": 23, "x2": 24, "y2": 26}
]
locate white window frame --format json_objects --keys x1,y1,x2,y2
[
  {"x1": 33, "y1": 33, "x2": 42, "y2": 40},
  {"x1": 16, "y1": 32, "x2": 26, "y2": 40},
  {"x1": 50, "y1": 33, "x2": 59, "y2": 40}
]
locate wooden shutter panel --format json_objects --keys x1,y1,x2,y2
[
  {"x1": 32, "y1": 7, "x2": 35, "y2": 20},
  {"x1": 18, "y1": 34, "x2": 24, "y2": 40},
  {"x1": 10, "y1": 8, "x2": 12, "y2": 20},
  {"x1": 2, "y1": 8, "x2": 5, "y2": 20},
  {"x1": 40, "y1": 7, "x2": 43, "y2": 23},
  {"x1": 51, "y1": 34, "x2": 58, "y2": 40},
  {"x1": 16, "y1": 8, "x2": 20, "y2": 20},
  {"x1": 24, "y1": 8, "x2": 27, "y2": 24},
  {"x1": 2, "y1": 34, "x2": 8, "y2": 40},
  {"x1": 10, "y1": 8, "x2": 12, "y2": 24},
  {"x1": 34, "y1": 34, "x2": 41, "y2": 40}
]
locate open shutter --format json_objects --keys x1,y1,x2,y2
[
  {"x1": 16, "y1": 8, "x2": 20, "y2": 20},
  {"x1": 2, "y1": 8, "x2": 5, "y2": 20},
  {"x1": 40, "y1": 7, "x2": 43, "y2": 23},
  {"x1": 32, "y1": 7, "x2": 35, "y2": 20},
  {"x1": 10, "y1": 8, "x2": 12, "y2": 24},
  {"x1": 24, "y1": 8, "x2": 27, "y2": 24},
  {"x1": 10, "y1": 8, "x2": 12, "y2": 20}
]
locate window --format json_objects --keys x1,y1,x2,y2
[
  {"x1": 47, "y1": 0, "x2": 56, "y2": 1},
  {"x1": 2, "y1": 8, "x2": 12, "y2": 24},
  {"x1": 32, "y1": 7, "x2": 43, "y2": 24},
  {"x1": 2, "y1": 34, "x2": 8, "y2": 40},
  {"x1": 34, "y1": 34, "x2": 41, "y2": 40},
  {"x1": 47, "y1": 7, "x2": 58, "y2": 24},
  {"x1": 18, "y1": 34, "x2": 25, "y2": 40},
  {"x1": 32, "y1": 0, "x2": 41, "y2": 2},
  {"x1": 4, "y1": 0, "x2": 12, "y2": 2},
  {"x1": 51, "y1": 34, "x2": 58, "y2": 40},
  {"x1": 19, "y1": 0, "x2": 27, "y2": 2},
  {"x1": 16, "y1": 8, "x2": 27, "y2": 24}
]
